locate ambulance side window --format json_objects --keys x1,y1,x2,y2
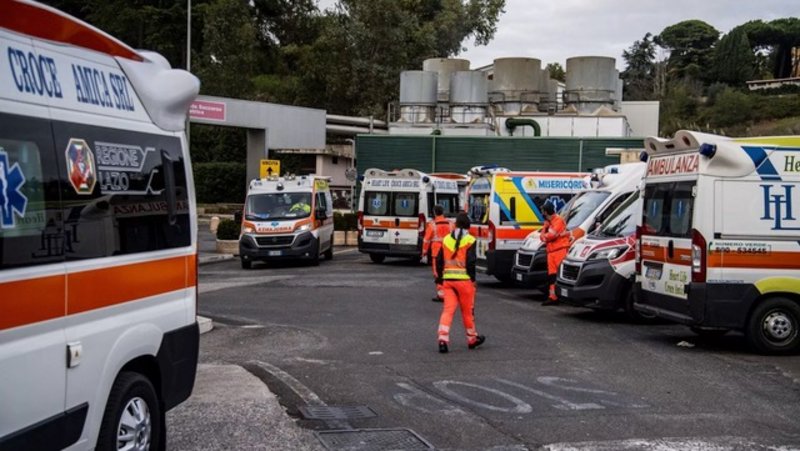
[
  {"x1": 0, "y1": 114, "x2": 63, "y2": 270},
  {"x1": 469, "y1": 193, "x2": 489, "y2": 224},
  {"x1": 316, "y1": 191, "x2": 328, "y2": 211},
  {"x1": 596, "y1": 192, "x2": 630, "y2": 225},
  {"x1": 52, "y1": 121, "x2": 191, "y2": 259},
  {"x1": 669, "y1": 182, "x2": 695, "y2": 238},
  {"x1": 643, "y1": 182, "x2": 695, "y2": 237}
]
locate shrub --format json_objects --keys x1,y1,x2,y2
[
  {"x1": 216, "y1": 219, "x2": 241, "y2": 240},
  {"x1": 193, "y1": 162, "x2": 247, "y2": 203},
  {"x1": 334, "y1": 212, "x2": 358, "y2": 231},
  {"x1": 706, "y1": 88, "x2": 753, "y2": 127}
]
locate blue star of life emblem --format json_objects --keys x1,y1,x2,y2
[{"x1": 0, "y1": 150, "x2": 28, "y2": 229}]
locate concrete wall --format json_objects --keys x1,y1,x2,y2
[
  {"x1": 620, "y1": 101, "x2": 660, "y2": 137},
  {"x1": 316, "y1": 154, "x2": 353, "y2": 187}
]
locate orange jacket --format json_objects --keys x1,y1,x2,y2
[
  {"x1": 540, "y1": 213, "x2": 570, "y2": 253},
  {"x1": 423, "y1": 215, "x2": 453, "y2": 257}
]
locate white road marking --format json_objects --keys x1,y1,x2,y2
[
  {"x1": 543, "y1": 436, "x2": 798, "y2": 451},
  {"x1": 433, "y1": 380, "x2": 533, "y2": 414},
  {"x1": 496, "y1": 378, "x2": 604, "y2": 411},
  {"x1": 368, "y1": 351, "x2": 384, "y2": 355},
  {"x1": 393, "y1": 382, "x2": 467, "y2": 415},
  {"x1": 333, "y1": 248, "x2": 360, "y2": 256},
  {"x1": 199, "y1": 275, "x2": 294, "y2": 294}
]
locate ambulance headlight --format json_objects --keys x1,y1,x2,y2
[
  {"x1": 296, "y1": 223, "x2": 311, "y2": 232},
  {"x1": 243, "y1": 226, "x2": 254, "y2": 233},
  {"x1": 699, "y1": 143, "x2": 716, "y2": 159},
  {"x1": 587, "y1": 245, "x2": 628, "y2": 261}
]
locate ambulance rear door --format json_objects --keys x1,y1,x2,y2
[{"x1": 640, "y1": 175, "x2": 697, "y2": 317}]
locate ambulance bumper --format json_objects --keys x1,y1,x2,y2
[
  {"x1": 634, "y1": 282, "x2": 758, "y2": 330},
  {"x1": 239, "y1": 232, "x2": 319, "y2": 261},
  {"x1": 556, "y1": 258, "x2": 630, "y2": 311},
  {"x1": 511, "y1": 249, "x2": 548, "y2": 288},
  {"x1": 358, "y1": 237, "x2": 422, "y2": 257}
]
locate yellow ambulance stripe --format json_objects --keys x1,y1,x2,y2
[
  {"x1": 733, "y1": 136, "x2": 800, "y2": 147},
  {"x1": 754, "y1": 277, "x2": 800, "y2": 295}
]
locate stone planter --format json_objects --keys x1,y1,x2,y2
[
  {"x1": 345, "y1": 231, "x2": 359, "y2": 246},
  {"x1": 215, "y1": 239, "x2": 239, "y2": 255},
  {"x1": 333, "y1": 231, "x2": 346, "y2": 246}
]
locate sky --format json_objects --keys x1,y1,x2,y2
[{"x1": 316, "y1": 0, "x2": 798, "y2": 71}]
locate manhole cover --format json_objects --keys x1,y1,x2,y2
[
  {"x1": 316, "y1": 428, "x2": 433, "y2": 450},
  {"x1": 299, "y1": 405, "x2": 377, "y2": 421}
]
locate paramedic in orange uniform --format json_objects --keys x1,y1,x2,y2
[
  {"x1": 435, "y1": 212, "x2": 486, "y2": 353},
  {"x1": 422, "y1": 205, "x2": 453, "y2": 302},
  {"x1": 540, "y1": 202, "x2": 570, "y2": 305}
]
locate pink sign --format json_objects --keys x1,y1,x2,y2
[{"x1": 189, "y1": 100, "x2": 226, "y2": 121}]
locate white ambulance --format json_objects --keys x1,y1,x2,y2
[
  {"x1": 1, "y1": 1, "x2": 200, "y2": 449},
  {"x1": 634, "y1": 131, "x2": 800, "y2": 354},
  {"x1": 238, "y1": 175, "x2": 334, "y2": 267},
  {"x1": 358, "y1": 168, "x2": 460, "y2": 263},
  {"x1": 555, "y1": 191, "x2": 652, "y2": 320},
  {"x1": 467, "y1": 165, "x2": 591, "y2": 282},
  {"x1": 512, "y1": 163, "x2": 645, "y2": 289}
]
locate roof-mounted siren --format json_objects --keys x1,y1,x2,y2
[{"x1": 467, "y1": 164, "x2": 510, "y2": 177}]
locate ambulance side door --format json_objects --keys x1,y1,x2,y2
[{"x1": 0, "y1": 112, "x2": 69, "y2": 447}]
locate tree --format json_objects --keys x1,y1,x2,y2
[
  {"x1": 621, "y1": 33, "x2": 657, "y2": 100},
  {"x1": 656, "y1": 20, "x2": 719, "y2": 81},
  {"x1": 546, "y1": 62, "x2": 565, "y2": 82},
  {"x1": 297, "y1": 0, "x2": 506, "y2": 116},
  {"x1": 712, "y1": 27, "x2": 755, "y2": 86},
  {"x1": 740, "y1": 18, "x2": 800, "y2": 79},
  {"x1": 193, "y1": 0, "x2": 259, "y2": 98}
]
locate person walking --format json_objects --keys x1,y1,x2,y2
[
  {"x1": 435, "y1": 212, "x2": 485, "y2": 353},
  {"x1": 540, "y1": 202, "x2": 570, "y2": 305},
  {"x1": 422, "y1": 205, "x2": 453, "y2": 302}
]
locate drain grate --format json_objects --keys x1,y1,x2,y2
[
  {"x1": 316, "y1": 428, "x2": 433, "y2": 450},
  {"x1": 298, "y1": 405, "x2": 377, "y2": 421}
]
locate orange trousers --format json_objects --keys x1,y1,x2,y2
[
  {"x1": 430, "y1": 251, "x2": 444, "y2": 298},
  {"x1": 547, "y1": 248, "x2": 568, "y2": 300},
  {"x1": 438, "y1": 280, "x2": 478, "y2": 344}
]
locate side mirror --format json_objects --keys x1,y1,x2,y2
[{"x1": 316, "y1": 208, "x2": 327, "y2": 220}]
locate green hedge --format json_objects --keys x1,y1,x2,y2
[
  {"x1": 193, "y1": 162, "x2": 247, "y2": 204},
  {"x1": 216, "y1": 218, "x2": 240, "y2": 240},
  {"x1": 334, "y1": 212, "x2": 358, "y2": 231}
]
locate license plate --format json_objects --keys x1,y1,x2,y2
[
  {"x1": 268, "y1": 250, "x2": 282, "y2": 256},
  {"x1": 366, "y1": 230, "x2": 384, "y2": 237},
  {"x1": 645, "y1": 266, "x2": 662, "y2": 279},
  {"x1": 560, "y1": 287, "x2": 568, "y2": 297},
  {"x1": 515, "y1": 273, "x2": 523, "y2": 282}
]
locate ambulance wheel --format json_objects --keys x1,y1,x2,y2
[
  {"x1": 746, "y1": 297, "x2": 800, "y2": 355},
  {"x1": 324, "y1": 244, "x2": 334, "y2": 260},
  {"x1": 97, "y1": 371, "x2": 162, "y2": 451},
  {"x1": 624, "y1": 288, "x2": 656, "y2": 323},
  {"x1": 370, "y1": 254, "x2": 385, "y2": 264},
  {"x1": 311, "y1": 243, "x2": 321, "y2": 266},
  {"x1": 241, "y1": 258, "x2": 252, "y2": 269}
]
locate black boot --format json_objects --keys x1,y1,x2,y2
[
  {"x1": 468, "y1": 335, "x2": 486, "y2": 350},
  {"x1": 438, "y1": 341, "x2": 448, "y2": 353},
  {"x1": 431, "y1": 297, "x2": 443, "y2": 302}
]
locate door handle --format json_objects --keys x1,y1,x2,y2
[{"x1": 667, "y1": 240, "x2": 674, "y2": 259}]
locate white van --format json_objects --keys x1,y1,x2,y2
[
  {"x1": 358, "y1": 168, "x2": 460, "y2": 263},
  {"x1": 512, "y1": 163, "x2": 646, "y2": 289},
  {"x1": 239, "y1": 175, "x2": 334, "y2": 267},
  {"x1": 556, "y1": 191, "x2": 652, "y2": 320},
  {"x1": 466, "y1": 165, "x2": 590, "y2": 282},
  {"x1": 634, "y1": 131, "x2": 800, "y2": 354},
  {"x1": 0, "y1": 2, "x2": 199, "y2": 449}
]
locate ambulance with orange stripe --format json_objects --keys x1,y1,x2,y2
[
  {"x1": 634, "y1": 131, "x2": 800, "y2": 354},
  {"x1": 1, "y1": 1, "x2": 199, "y2": 449},
  {"x1": 466, "y1": 165, "x2": 590, "y2": 282},
  {"x1": 238, "y1": 175, "x2": 334, "y2": 267},
  {"x1": 358, "y1": 168, "x2": 461, "y2": 263}
]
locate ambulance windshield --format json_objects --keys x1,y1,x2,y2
[
  {"x1": 562, "y1": 191, "x2": 611, "y2": 230},
  {"x1": 596, "y1": 192, "x2": 639, "y2": 238},
  {"x1": 245, "y1": 193, "x2": 312, "y2": 220}
]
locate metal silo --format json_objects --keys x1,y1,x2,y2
[
  {"x1": 449, "y1": 71, "x2": 488, "y2": 123},
  {"x1": 398, "y1": 70, "x2": 438, "y2": 123},
  {"x1": 488, "y1": 57, "x2": 542, "y2": 116},
  {"x1": 423, "y1": 58, "x2": 470, "y2": 103},
  {"x1": 564, "y1": 56, "x2": 617, "y2": 114}
]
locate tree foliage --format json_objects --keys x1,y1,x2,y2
[
  {"x1": 546, "y1": 62, "x2": 565, "y2": 82},
  {"x1": 712, "y1": 27, "x2": 754, "y2": 86},
  {"x1": 740, "y1": 18, "x2": 800, "y2": 79},
  {"x1": 656, "y1": 20, "x2": 719, "y2": 81},
  {"x1": 621, "y1": 33, "x2": 657, "y2": 100}
]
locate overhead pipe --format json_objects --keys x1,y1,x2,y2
[
  {"x1": 505, "y1": 117, "x2": 541, "y2": 137},
  {"x1": 326, "y1": 114, "x2": 388, "y2": 128},
  {"x1": 325, "y1": 124, "x2": 388, "y2": 136}
]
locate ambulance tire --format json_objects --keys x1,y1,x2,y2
[
  {"x1": 370, "y1": 254, "x2": 385, "y2": 264},
  {"x1": 311, "y1": 243, "x2": 321, "y2": 266},
  {"x1": 624, "y1": 287, "x2": 656, "y2": 323},
  {"x1": 97, "y1": 371, "x2": 162, "y2": 451},
  {"x1": 746, "y1": 297, "x2": 800, "y2": 355},
  {"x1": 241, "y1": 258, "x2": 252, "y2": 269},
  {"x1": 324, "y1": 243, "x2": 334, "y2": 260}
]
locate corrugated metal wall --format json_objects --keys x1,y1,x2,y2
[{"x1": 355, "y1": 135, "x2": 644, "y2": 174}]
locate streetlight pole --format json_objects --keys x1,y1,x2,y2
[
  {"x1": 345, "y1": 138, "x2": 356, "y2": 212},
  {"x1": 186, "y1": 0, "x2": 192, "y2": 148}
]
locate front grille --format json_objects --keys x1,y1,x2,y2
[
  {"x1": 561, "y1": 262, "x2": 581, "y2": 281},
  {"x1": 516, "y1": 253, "x2": 533, "y2": 268},
  {"x1": 255, "y1": 235, "x2": 294, "y2": 247}
]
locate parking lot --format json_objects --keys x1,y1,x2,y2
[{"x1": 182, "y1": 250, "x2": 800, "y2": 450}]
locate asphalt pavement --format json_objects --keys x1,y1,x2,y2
[{"x1": 185, "y1": 248, "x2": 800, "y2": 451}]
